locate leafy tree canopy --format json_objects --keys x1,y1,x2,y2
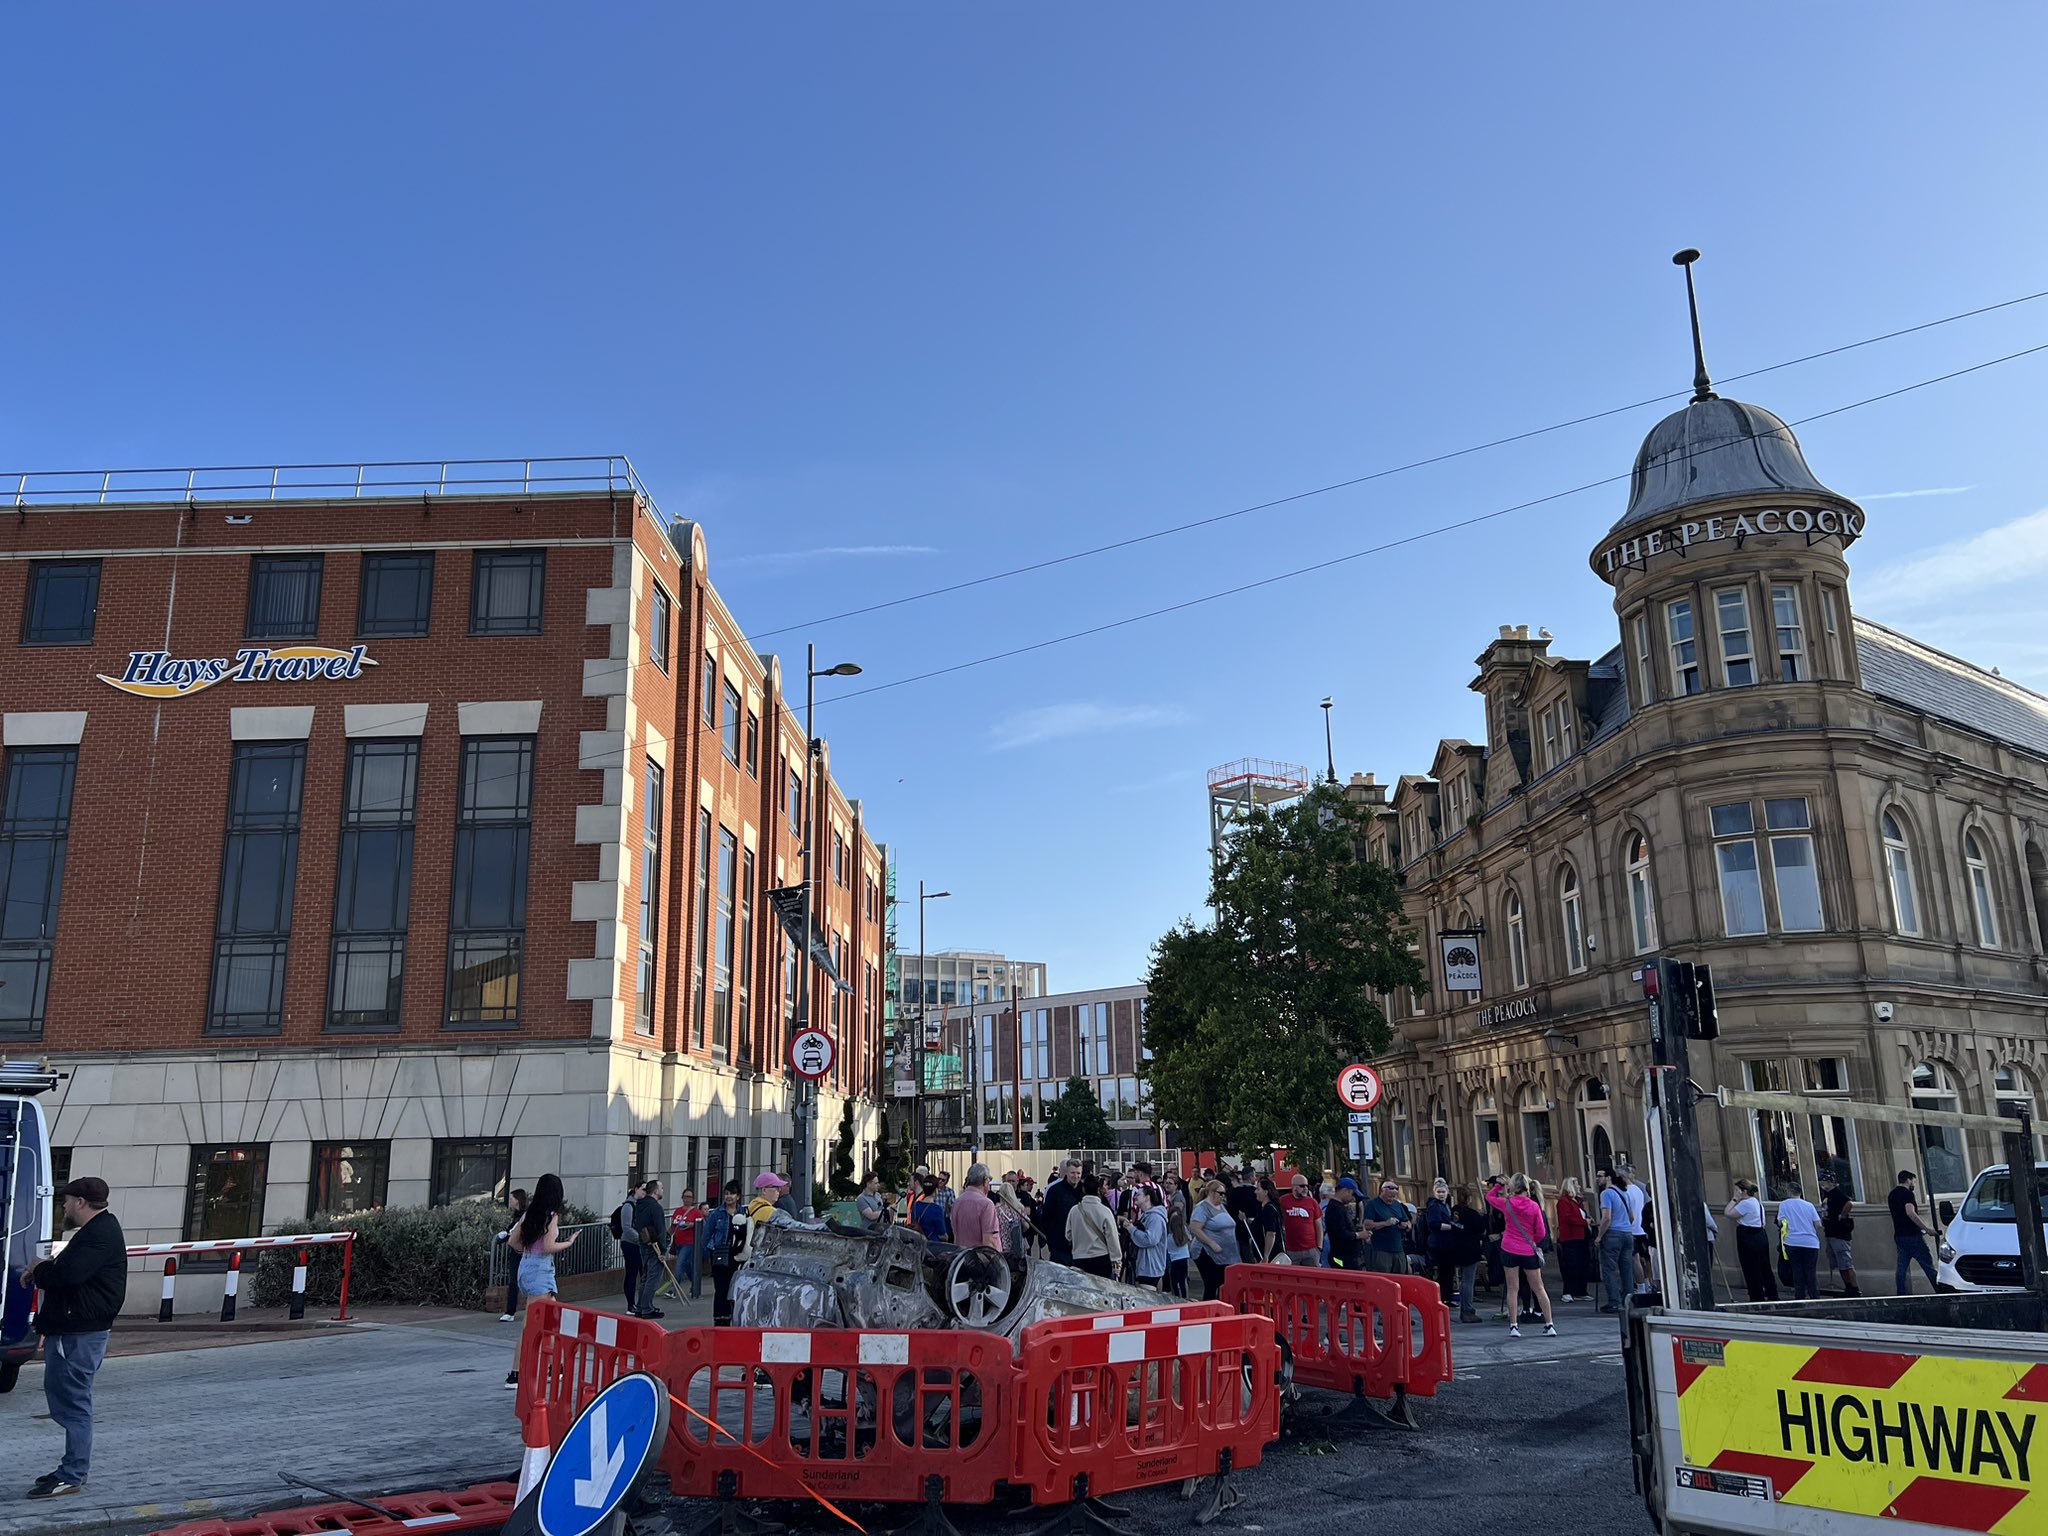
[
  {"x1": 1042, "y1": 1074, "x2": 1119, "y2": 1151},
  {"x1": 1142, "y1": 780, "x2": 1421, "y2": 1158}
]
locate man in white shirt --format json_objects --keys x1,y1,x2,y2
[
  {"x1": 1619, "y1": 1163, "x2": 1652, "y2": 1293},
  {"x1": 1779, "y1": 1182, "x2": 1824, "y2": 1299}
]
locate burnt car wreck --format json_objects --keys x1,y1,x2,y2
[{"x1": 731, "y1": 1219, "x2": 1166, "y2": 1339}]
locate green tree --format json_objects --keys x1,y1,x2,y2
[
  {"x1": 1143, "y1": 779, "x2": 1421, "y2": 1159},
  {"x1": 828, "y1": 1099, "x2": 859, "y2": 1198},
  {"x1": 1042, "y1": 1075, "x2": 1118, "y2": 1152}
]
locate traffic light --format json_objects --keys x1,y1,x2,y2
[{"x1": 1640, "y1": 957, "x2": 1719, "y2": 1041}]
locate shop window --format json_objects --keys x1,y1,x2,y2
[
  {"x1": 1744, "y1": 1059, "x2": 1799, "y2": 1201},
  {"x1": 1391, "y1": 1103, "x2": 1414, "y2": 1176},
  {"x1": 1909, "y1": 1062, "x2": 1968, "y2": 1199},
  {"x1": 356, "y1": 552, "x2": 434, "y2": 638},
  {"x1": 1965, "y1": 830, "x2": 2001, "y2": 949},
  {"x1": 309, "y1": 1141, "x2": 390, "y2": 1217},
  {"x1": 208, "y1": 743, "x2": 306, "y2": 1035},
  {"x1": 22, "y1": 560, "x2": 100, "y2": 645},
  {"x1": 1521, "y1": 1093, "x2": 1557, "y2": 1188},
  {"x1": 0, "y1": 747, "x2": 78, "y2": 1039},
  {"x1": 1801, "y1": 1057, "x2": 1859, "y2": 1197},
  {"x1": 1994, "y1": 1064, "x2": 2044, "y2": 1160},
  {"x1": 430, "y1": 1138, "x2": 510, "y2": 1206},
  {"x1": 185, "y1": 1144, "x2": 270, "y2": 1241},
  {"x1": 1883, "y1": 811, "x2": 1923, "y2": 936},
  {"x1": 247, "y1": 555, "x2": 323, "y2": 639},
  {"x1": 470, "y1": 550, "x2": 545, "y2": 636}
]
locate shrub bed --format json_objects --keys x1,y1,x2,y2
[{"x1": 249, "y1": 1203, "x2": 601, "y2": 1310}]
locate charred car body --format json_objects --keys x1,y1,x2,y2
[{"x1": 732, "y1": 1218, "x2": 1165, "y2": 1340}]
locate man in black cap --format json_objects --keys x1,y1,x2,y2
[{"x1": 24, "y1": 1176, "x2": 127, "y2": 1500}]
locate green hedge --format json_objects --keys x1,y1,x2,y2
[{"x1": 250, "y1": 1203, "x2": 601, "y2": 1311}]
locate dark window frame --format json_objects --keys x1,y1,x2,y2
[
  {"x1": 446, "y1": 736, "x2": 534, "y2": 1028},
  {"x1": 21, "y1": 560, "x2": 101, "y2": 646},
  {"x1": 721, "y1": 681, "x2": 742, "y2": 764},
  {"x1": 469, "y1": 549, "x2": 546, "y2": 637},
  {"x1": 207, "y1": 743, "x2": 307, "y2": 1036},
  {"x1": 713, "y1": 825, "x2": 737, "y2": 1055},
  {"x1": 429, "y1": 1137, "x2": 511, "y2": 1207},
  {"x1": 327, "y1": 740, "x2": 420, "y2": 1032},
  {"x1": 636, "y1": 760, "x2": 664, "y2": 1037},
  {"x1": 651, "y1": 586, "x2": 672, "y2": 674},
  {"x1": 356, "y1": 552, "x2": 435, "y2": 639},
  {"x1": 738, "y1": 848, "x2": 755, "y2": 1063},
  {"x1": 0, "y1": 747, "x2": 79, "y2": 1040},
  {"x1": 246, "y1": 555, "x2": 325, "y2": 640},
  {"x1": 744, "y1": 709, "x2": 760, "y2": 777},
  {"x1": 693, "y1": 807, "x2": 712, "y2": 1052},
  {"x1": 308, "y1": 1140, "x2": 391, "y2": 1218}
]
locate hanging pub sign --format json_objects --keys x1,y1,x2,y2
[
  {"x1": 99, "y1": 645, "x2": 377, "y2": 699},
  {"x1": 1439, "y1": 930, "x2": 1483, "y2": 992}
]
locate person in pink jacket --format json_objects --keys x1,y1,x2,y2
[{"x1": 1485, "y1": 1173, "x2": 1557, "y2": 1338}]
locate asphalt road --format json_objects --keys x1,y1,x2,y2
[{"x1": 656, "y1": 1308, "x2": 1647, "y2": 1536}]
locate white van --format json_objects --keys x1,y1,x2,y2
[{"x1": 1934, "y1": 1159, "x2": 2048, "y2": 1291}]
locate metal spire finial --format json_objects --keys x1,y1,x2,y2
[{"x1": 1672, "y1": 248, "x2": 1717, "y2": 404}]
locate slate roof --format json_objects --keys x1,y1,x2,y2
[{"x1": 1855, "y1": 618, "x2": 2048, "y2": 760}]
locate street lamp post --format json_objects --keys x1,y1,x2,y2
[
  {"x1": 794, "y1": 643, "x2": 861, "y2": 1215},
  {"x1": 1321, "y1": 696, "x2": 1337, "y2": 782},
  {"x1": 913, "y1": 881, "x2": 951, "y2": 1165}
]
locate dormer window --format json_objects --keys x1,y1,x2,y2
[{"x1": 1538, "y1": 700, "x2": 1577, "y2": 773}]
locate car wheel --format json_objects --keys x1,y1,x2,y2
[{"x1": 0, "y1": 1357, "x2": 21, "y2": 1395}]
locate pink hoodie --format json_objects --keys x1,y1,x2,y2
[{"x1": 1486, "y1": 1187, "x2": 1549, "y2": 1257}]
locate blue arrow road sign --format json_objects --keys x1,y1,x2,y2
[{"x1": 536, "y1": 1371, "x2": 669, "y2": 1536}]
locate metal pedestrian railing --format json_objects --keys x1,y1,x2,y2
[
  {"x1": 487, "y1": 1220, "x2": 619, "y2": 1290},
  {"x1": 5, "y1": 454, "x2": 663, "y2": 522}
]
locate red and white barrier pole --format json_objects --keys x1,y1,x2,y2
[
  {"x1": 335, "y1": 1234, "x2": 354, "y2": 1322},
  {"x1": 158, "y1": 1257, "x2": 177, "y2": 1323},
  {"x1": 220, "y1": 1252, "x2": 241, "y2": 1323},
  {"x1": 288, "y1": 1248, "x2": 308, "y2": 1321}
]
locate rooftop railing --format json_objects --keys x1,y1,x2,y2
[{"x1": 5, "y1": 454, "x2": 664, "y2": 523}]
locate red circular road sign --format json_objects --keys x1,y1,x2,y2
[
  {"x1": 790, "y1": 1028, "x2": 836, "y2": 1080},
  {"x1": 1336, "y1": 1063, "x2": 1383, "y2": 1112}
]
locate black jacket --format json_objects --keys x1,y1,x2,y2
[
  {"x1": 632, "y1": 1194, "x2": 668, "y2": 1251},
  {"x1": 1039, "y1": 1178, "x2": 1082, "y2": 1261},
  {"x1": 36, "y1": 1210, "x2": 127, "y2": 1336}
]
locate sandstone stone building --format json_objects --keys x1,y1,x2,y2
[{"x1": 1364, "y1": 381, "x2": 2048, "y2": 1232}]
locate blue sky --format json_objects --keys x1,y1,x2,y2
[{"x1": 8, "y1": 7, "x2": 2048, "y2": 990}]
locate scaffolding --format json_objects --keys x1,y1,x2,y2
[{"x1": 1207, "y1": 757, "x2": 1313, "y2": 872}]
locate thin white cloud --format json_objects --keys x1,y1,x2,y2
[
  {"x1": 988, "y1": 702, "x2": 1187, "y2": 751},
  {"x1": 1852, "y1": 486, "x2": 1975, "y2": 501},
  {"x1": 722, "y1": 544, "x2": 939, "y2": 570},
  {"x1": 1855, "y1": 507, "x2": 2048, "y2": 614},
  {"x1": 1108, "y1": 767, "x2": 1202, "y2": 796}
]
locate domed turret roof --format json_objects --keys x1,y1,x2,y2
[{"x1": 1613, "y1": 396, "x2": 1844, "y2": 532}]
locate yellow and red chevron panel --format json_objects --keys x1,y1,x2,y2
[{"x1": 1673, "y1": 1334, "x2": 2044, "y2": 1536}]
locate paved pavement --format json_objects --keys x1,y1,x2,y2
[{"x1": 0, "y1": 1281, "x2": 1632, "y2": 1536}]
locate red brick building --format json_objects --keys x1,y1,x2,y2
[{"x1": 0, "y1": 458, "x2": 888, "y2": 1263}]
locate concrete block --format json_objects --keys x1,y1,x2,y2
[
  {"x1": 267, "y1": 1182, "x2": 312, "y2": 1228},
  {"x1": 230, "y1": 705, "x2": 316, "y2": 741},
  {"x1": 575, "y1": 802, "x2": 625, "y2": 846},
  {"x1": 386, "y1": 1179, "x2": 430, "y2": 1210},
  {"x1": 4, "y1": 710, "x2": 88, "y2": 746},
  {"x1": 111, "y1": 1062, "x2": 168, "y2": 1104},
  {"x1": 162, "y1": 1061, "x2": 200, "y2": 1109},
  {"x1": 596, "y1": 842, "x2": 620, "y2": 882},
  {"x1": 570, "y1": 878, "x2": 622, "y2": 923},
  {"x1": 390, "y1": 1139, "x2": 433, "y2": 1184},
  {"x1": 344, "y1": 702, "x2": 430, "y2": 737},
  {"x1": 567, "y1": 956, "x2": 617, "y2": 1001},
  {"x1": 589, "y1": 920, "x2": 616, "y2": 960},
  {"x1": 583, "y1": 656, "x2": 628, "y2": 697},
  {"x1": 457, "y1": 700, "x2": 543, "y2": 735},
  {"x1": 579, "y1": 730, "x2": 625, "y2": 772},
  {"x1": 270, "y1": 1140, "x2": 313, "y2": 1185},
  {"x1": 58, "y1": 1063, "x2": 112, "y2": 1107},
  {"x1": 585, "y1": 587, "x2": 629, "y2": 626}
]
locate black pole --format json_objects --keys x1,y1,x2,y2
[
  {"x1": 2005, "y1": 1105, "x2": 2046, "y2": 1301},
  {"x1": 1647, "y1": 959, "x2": 1714, "y2": 1310},
  {"x1": 1320, "y1": 698, "x2": 1336, "y2": 782}
]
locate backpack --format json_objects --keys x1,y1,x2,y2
[{"x1": 609, "y1": 1201, "x2": 625, "y2": 1240}]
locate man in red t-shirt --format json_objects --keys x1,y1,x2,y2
[
  {"x1": 670, "y1": 1190, "x2": 706, "y2": 1301},
  {"x1": 1278, "y1": 1172, "x2": 1325, "y2": 1265}
]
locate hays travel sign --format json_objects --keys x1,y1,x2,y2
[
  {"x1": 1598, "y1": 506, "x2": 1866, "y2": 576},
  {"x1": 99, "y1": 645, "x2": 377, "y2": 699}
]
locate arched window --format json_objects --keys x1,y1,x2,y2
[
  {"x1": 1559, "y1": 863, "x2": 1587, "y2": 974},
  {"x1": 1909, "y1": 1061, "x2": 1967, "y2": 1196},
  {"x1": 1389, "y1": 1098, "x2": 1414, "y2": 1178},
  {"x1": 1995, "y1": 1064, "x2": 2044, "y2": 1160},
  {"x1": 1626, "y1": 833, "x2": 1658, "y2": 954},
  {"x1": 1506, "y1": 890, "x2": 1528, "y2": 990},
  {"x1": 1965, "y1": 830, "x2": 2001, "y2": 949},
  {"x1": 1883, "y1": 811, "x2": 1922, "y2": 936},
  {"x1": 1575, "y1": 1077, "x2": 1614, "y2": 1180},
  {"x1": 1520, "y1": 1083, "x2": 1557, "y2": 1188}
]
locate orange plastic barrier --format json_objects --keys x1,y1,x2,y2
[
  {"x1": 663, "y1": 1326, "x2": 1016, "y2": 1508},
  {"x1": 1027, "y1": 1299, "x2": 1236, "y2": 1340},
  {"x1": 1220, "y1": 1263, "x2": 1447, "y2": 1406},
  {"x1": 514, "y1": 1299, "x2": 672, "y2": 1451},
  {"x1": 1382, "y1": 1272, "x2": 1454, "y2": 1395},
  {"x1": 1008, "y1": 1309, "x2": 1280, "y2": 1505},
  {"x1": 144, "y1": 1482, "x2": 516, "y2": 1536}
]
